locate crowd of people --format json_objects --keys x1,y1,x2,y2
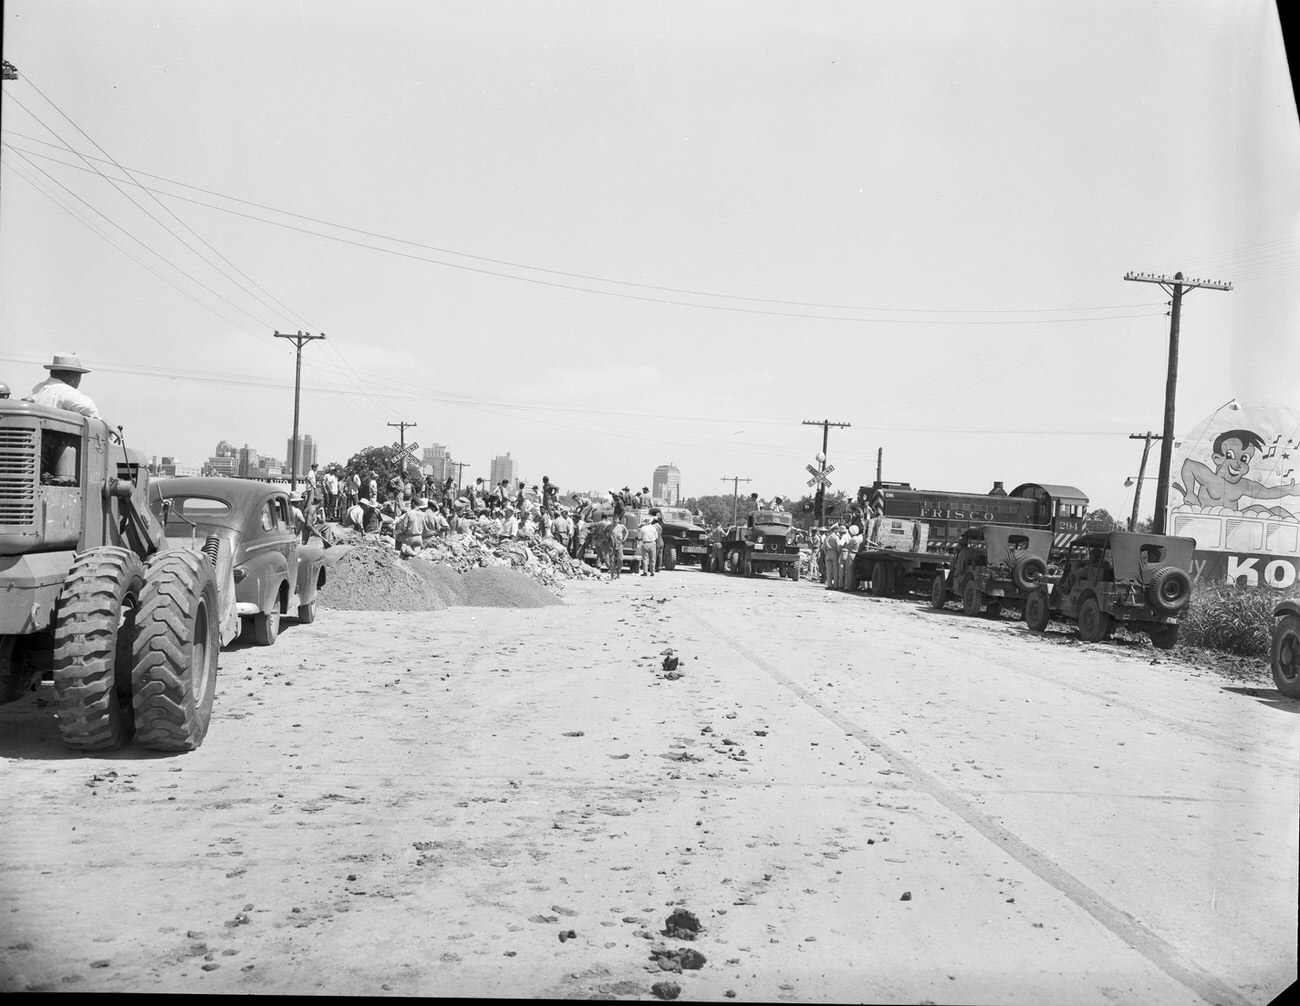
[{"x1": 290, "y1": 467, "x2": 684, "y2": 573}]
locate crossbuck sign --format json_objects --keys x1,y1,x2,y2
[
  {"x1": 391, "y1": 441, "x2": 421, "y2": 465},
  {"x1": 806, "y1": 461, "x2": 834, "y2": 489}
]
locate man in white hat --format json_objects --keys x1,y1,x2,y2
[{"x1": 25, "y1": 352, "x2": 99, "y2": 418}]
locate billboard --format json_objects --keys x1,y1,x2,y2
[{"x1": 1167, "y1": 401, "x2": 1300, "y2": 588}]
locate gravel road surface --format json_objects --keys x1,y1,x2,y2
[{"x1": 1, "y1": 569, "x2": 1296, "y2": 1002}]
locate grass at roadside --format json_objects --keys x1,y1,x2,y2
[{"x1": 1179, "y1": 581, "x2": 1298, "y2": 658}]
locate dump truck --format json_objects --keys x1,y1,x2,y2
[{"x1": 0, "y1": 398, "x2": 238, "y2": 751}]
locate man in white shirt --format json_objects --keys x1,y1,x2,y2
[
  {"x1": 637, "y1": 517, "x2": 659, "y2": 577},
  {"x1": 25, "y1": 352, "x2": 99, "y2": 418}
]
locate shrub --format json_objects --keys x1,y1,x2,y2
[{"x1": 1178, "y1": 581, "x2": 1300, "y2": 657}]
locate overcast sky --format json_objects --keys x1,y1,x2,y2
[{"x1": 2, "y1": 1, "x2": 1297, "y2": 518}]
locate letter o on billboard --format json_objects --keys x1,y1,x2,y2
[{"x1": 1265, "y1": 559, "x2": 1297, "y2": 589}]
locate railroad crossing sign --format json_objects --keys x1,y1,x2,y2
[
  {"x1": 806, "y1": 462, "x2": 834, "y2": 489},
  {"x1": 391, "y1": 440, "x2": 421, "y2": 465}
]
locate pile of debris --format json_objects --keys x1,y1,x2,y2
[{"x1": 317, "y1": 523, "x2": 604, "y2": 612}]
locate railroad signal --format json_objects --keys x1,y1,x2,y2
[{"x1": 391, "y1": 440, "x2": 420, "y2": 465}]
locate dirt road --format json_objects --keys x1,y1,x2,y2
[{"x1": 1, "y1": 569, "x2": 1296, "y2": 1002}]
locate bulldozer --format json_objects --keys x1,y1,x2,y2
[{"x1": 0, "y1": 398, "x2": 238, "y2": 752}]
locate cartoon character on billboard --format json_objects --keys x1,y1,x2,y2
[{"x1": 1177, "y1": 428, "x2": 1300, "y2": 519}]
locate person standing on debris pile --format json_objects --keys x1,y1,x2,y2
[
  {"x1": 551, "y1": 507, "x2": 573, "y2": 555},
  {"x1": 451, "y1": 500, "x2": 472, "y2": 535},
  {"x1": 25, "y1": 352, "x2": 100, "y2": 418}
]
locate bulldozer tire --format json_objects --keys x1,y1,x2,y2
[
  {"x1": 51, "y1": 546, "x2": 146, "y2": 752},
  {"x1": 962, "y1": 581, "x2": 983, "y2": 616},
  {"x1": 1077, "y1": 595, "x2": 1111, "y2": 643},
  {"x1": 1146, "y1": 566, "x2": 1192, "y2": 615},
  {"x1": 1010, "y1": 554, "x2": 1048, "y2": 592},
  {"x1": 1269, "y1": 613, "x2": 1300, "y2": 699},
  {"x1": 663, "y1": 546, "x2": 677, "y2": 571},
  {"x1": 1024, "y1": 588, "x2": 1051, "y2": 632},
  {"x1": 131, "y1": 549, "x2": 220, "y2": 752},
  {"x1": 929, "y1": 572, "x2": 947, "y2": 609}
]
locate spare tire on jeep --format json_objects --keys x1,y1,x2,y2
[
  {"x1": 1147, "y1": 566, "x2": 1192, "y2": 614},
  {"x1": 1010, "y1": 553, "x2": 1048, "y2": 592}
]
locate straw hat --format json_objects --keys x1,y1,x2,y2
[{"x1": 44, "y1": 352, "x2": 91, "y2": 374}]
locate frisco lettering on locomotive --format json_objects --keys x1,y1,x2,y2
[{"x1": 861, "y1": 481, "x2": 1089, "y2": 551}]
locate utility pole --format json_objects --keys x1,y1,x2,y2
[
  {"x1": 802, "y1": 418, "x2": 850, "y2": 527},
  {"x1": 1123, "y1": 271, "x2": 1231, "y2": 533},
  {"x1": 1127, "y1": 432, "x2": 1160, "y2": 531},
  {"x1": 720, "y1": 476, "x2": 751, "y2": 526},
  {"x1": 451, "y1": 462, "x2": 469, "y2": 495},
  {"x1": 273, "y1": 330, "x2": 325, "y2": 491},
  {"x1": 876, "y1": 447, "x2": 883, "y2": 485}
]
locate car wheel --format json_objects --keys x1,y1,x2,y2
[
  {"x1": 1149, "y1": 623, "x2": 1178, "y2": 650},
  {"x1": 1077, "y1": 595, "x2": 1110, "y2": 643},
  {"x1": 1270, "y1": 613, "x2": 1300, "y2": 699},
  {"x1": 929, "y1": 573, "x2": 947, "y2": 609},
  {"x1": 962, "y1": 581, "x2": 982, "y2": 616},
  {"x1": 253, "y1": 608, "x2": 280, "y2": 646},
  {"x1": 1024, "y1": 588, "x2": 1051, "y2": 632}
]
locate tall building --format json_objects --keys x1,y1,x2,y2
[
  {"x1": 423, "y1": 444, "x2": 453, "y2": 483},
  {"x1": 490, "y1": 451, "x2": 520, "y2": 488},
  {"x1": 653, "y1": 463, "x2": 682, "y2": 505},
  {"x1": 285, "y1": 434, "x2": 318, "y2": 479},
  {"x1": 203, "y1": 440, "x2": 238, "y2": 477}
]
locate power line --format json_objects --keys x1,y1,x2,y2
[{"x1": 0, "y1": 133, "x2": 1170, "y2": 324}]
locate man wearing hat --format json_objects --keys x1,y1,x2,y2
[
  {"x1": 636, "y1": 514, "x2": 659, "y2": 577},
  {"x1": 26, "y1": 352, "x2": 100, "y2": 418}
]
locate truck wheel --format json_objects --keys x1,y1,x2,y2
[
  {"x1": 1024, "y1": 588, "x2": 1051, "y2": 632},
  {"x1": 1147, "y1": 566, "x2": 1192, "y2": 614},
  {"x1": 871, "y1": 561, "x2": 889, "y2": 597},
  {"x1": 962, "y1": 581, "x2": 983, "y2": 616},
  {"x1": 51, "y1": 546, "x2": 145, "y2": 751},
  {"x1": 700, "y1": 553, "x2": 712, "y2": 573},
  {"x1": 1149, "y1": 624, "x2": 1179, "y2": 650},
  {"x1": 1010, "y1": 554, "x2": 1048, "y2": 592},
  {"x1": 739, "y1": 556, "x2": 752, "y2": 577},
  {"x1": 663, "y1": 546, "x2": 677, "y2": 571},
  {"x1": 790, "y1": 562, "x2": 800, "y2": 582},
  {"x1": 984, "y1": 601, "x2": 1002, "y2": 619},
  {"x1": 929, "y1": 573, "x2": 947, "y2": 609},
  {"x1": 1077, "y1": 595, "x2": 1110, "y2": 643},
  {"x1": 1270, "y1": 614, "x2": 1300, "y2": 698},
  {"x1": 131, "y1": 549, "x2": 220, "y2": 752}
]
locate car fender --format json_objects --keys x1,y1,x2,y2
[{"x1": 296, "y1": 545, "x2": 327, "y2": 604}]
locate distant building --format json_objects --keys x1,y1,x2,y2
[
  {"x1": 423, "y1": 444, "x2": 454, "y2": 483},
  {"x1": 653, "y1": 464, "x2": 682, "y2": 505},
  {"x1": 490, "y1": 452, "x2": 520, "y2": 488},
  {"x1": 285, "y1": 434, "x2": 318, "y2": 480}
]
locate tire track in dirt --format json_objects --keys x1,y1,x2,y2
[{"x1": 680, "y1": 604, "x2": 1257, "y2": 1006}]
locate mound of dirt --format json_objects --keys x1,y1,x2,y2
[
  {"x1": 462, "y1": 566, "x2": 562, "y2": 608},
  {"x1": 319, "y1": 538, "x2": 563, "y2": 612}
]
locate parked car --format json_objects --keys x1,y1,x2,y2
[
  {"x1": 1023, "y1": 530, "x2": 1193, "y2": 649},
  {"x1": 1269, "y1": 600, "x2": 1300, "y2": 699},
  {"x1": 151, "y1": 477, "x2": 327, "y2": 645}
]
